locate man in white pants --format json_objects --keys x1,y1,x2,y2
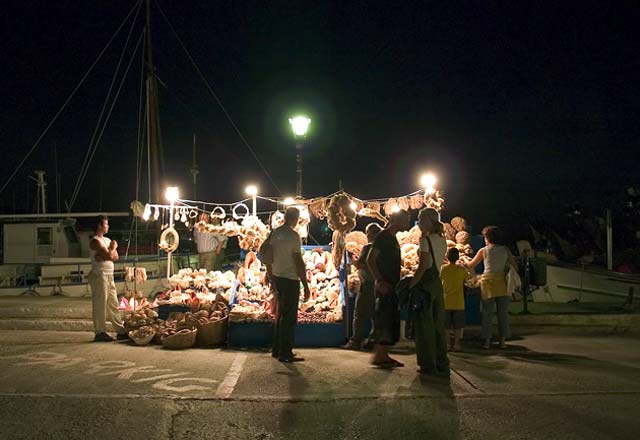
[{"x1": 88, "y1": 215, "x2": 126, "y2": 342}]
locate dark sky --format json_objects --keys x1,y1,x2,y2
[{"x1": 1, "y1": 0, "x2": 639, "y2": 228}]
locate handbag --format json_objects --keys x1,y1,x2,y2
[
  {"x1": 403, "y1": 235, "x2": 441, "y2": 338},
  {"x1": 258, "y1": 232, "x2": 273, "y2": 265}
]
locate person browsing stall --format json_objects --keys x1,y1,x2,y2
[
  {"x1": 465, "y1": 226, "x2": 518, "y2": 349},
  {"x1": 408, "y1": 208, "x2": 449, "y2": 376},
  {"x1": 367, "y1": 209, "x2": 410, "y2": 368},
  {"x1": 343, "y1": 222, "x2": 383, "y2": 350},
  {"x1": 88, "y1": 215, "x2": 127, "y2": 342},
  {"x1": 212, "y1": 216, "x2": 228, "y2": 271},
  {"x1": 266, "y1": 207, "x2": 311, "y2": 363},
  {"x1": 194, "y1": 213, "x2": 219, "y2": 272},
  {"x1": 440, "y1": 247, "x2": 471, "y2": 351}
]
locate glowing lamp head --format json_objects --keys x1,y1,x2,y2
[
  {"x1": 421, "y1": 173, "x2": 437, "y2": 189},
  {"x1": 165, "y1": 186, "x2": 179, "y2": 203},
  {"x1": 289, "y1": 116, "x2": 311, "y2": 137},
  {"x1": 283, "y1": 197, "x2": 295, "y2": 206},
  {"x1": 245, "y1": 185, "x2": 258, "y2": 196},
  {"x1": 391, "y1": 205, "x2": 401, "y2": 214},
  {"x1": 350, "y1": 202, "x2": 357, "y2": 211}
]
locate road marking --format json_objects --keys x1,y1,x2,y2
[
  {"x1": 451, "y1": 368, "x2": 485, "y2": 393},
  {"x1": 215, "y1": 353, "x2": 247, "y2": 398},
  {"x1": 0, "y1": 350, "x2": 219, "y2": 394}
]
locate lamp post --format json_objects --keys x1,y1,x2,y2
[
  {"x1": 245, "y1": 184, "x2": 258, "y2": 217},
  {"x1": 289, "y1": 116, "x2": 311, "y2": 198},
  {"x1": 165, "y1": 186, "x2": 179, "y2": 278}
]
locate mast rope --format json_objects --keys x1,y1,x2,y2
[
  {"x1": 155, "y1": 2, "x2": 282, "y2": 195},
  {"x1": 0, "y1": 0, "x2": 143, "y2": 198},
  {"x1": 69, "y1": 1, "x2": 143, "y2": 209},
  {"x1": 69, "y1": 30, "x2": 145, "y2": 210}
]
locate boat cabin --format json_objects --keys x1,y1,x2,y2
[{"x1": 2, "y1": 220, "x2": 81, "y2": 264}]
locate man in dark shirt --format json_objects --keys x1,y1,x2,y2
[
  {"x1": 366, "y1": 209, "x2": 410, "y2": 367},
  {"x1": 343, "y1": 222, "x2": 383, "y2": 350}
]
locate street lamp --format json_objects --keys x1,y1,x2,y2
[
  {"x1": 165, "y1": 186, "x2": 179, "y2": 203},
  {"x1": 289, "y1": 116, "x2": 311, "y2": 198},
  {"x1": 420, "y1": 173, "x2": 437, "y2": 194},
  {"x1": 245, "y1": 184, "x2": 258, "y2": 217}
]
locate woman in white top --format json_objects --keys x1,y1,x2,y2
[
  {"x1": 466, "y1": 226, "x2": 518, "y2": 349},
  {"x1": 409, "y1": 208, "x2": 449, "y2": 376}
]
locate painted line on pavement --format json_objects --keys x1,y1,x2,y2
[
  {"x1": 451, "y1": 368, "x2": 485, "y2": 393},
  {"x1": 214, "y1": 353, "x2": 247, "y2": 398}
]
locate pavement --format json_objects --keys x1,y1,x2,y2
[
  {"x1": 1, "y1": 329, "x2": 639, "y2": 439},
  {"x1": 0, "y1": 296, "x2": 638, "y2": 332}
]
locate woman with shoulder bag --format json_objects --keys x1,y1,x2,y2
[{"x1": 409, "y1": 208, "x2": 449, "y2": 376}]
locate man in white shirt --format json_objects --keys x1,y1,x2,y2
[
  {"x1": 212, "y1": 217, "x2": 228, "y2": 270},
  {"x1": 88, "y1": 215, "x2": 126, "y2": 342},
  {"x1": 194, "y1": 214, "x2": 219, "y2": 272},
  {"x1": 266, "y1": 207, "x2": 311, "y2": 362}
]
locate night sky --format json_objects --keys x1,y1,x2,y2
[{"x1": 1, "y1": 0, "x2": 639, "y2": 230}]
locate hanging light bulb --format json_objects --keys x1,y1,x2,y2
[{"x1": 142, "y1": 204, "x2": 152, "y2": 221}]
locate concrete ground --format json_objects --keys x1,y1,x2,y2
[
  {"x1": 1, "y1": 329, "x2": 639, "y2": 439},
  {"x1": 1, "y1": 296, "x2": 638, "y2": 332}
]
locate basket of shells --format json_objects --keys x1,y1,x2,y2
[
  {"x1": 124, "y1": 308, "x2": 159, "y2": 333},
  {"x1": 195, "y1": 302, "x2": 229, "y2": 347},
  {"x1": 161, "y1": 328, "x2": 197, "y2": 350},
  {"x1": 128, "y1": 325, "x2": 156, "y2": 346}
]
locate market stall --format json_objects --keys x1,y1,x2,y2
[{"x1": 122, "y1": 176, "x2": 480, "y2": 349}]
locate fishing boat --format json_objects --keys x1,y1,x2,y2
[{"x1": 0, "y1": 1, "x2": 201, "y2": 298}]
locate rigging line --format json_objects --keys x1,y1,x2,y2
[
  {"x1": 129, "y1": 30, "x2": 148, "y2": 260},
  {"x1": 0, "y1": 0, "x2": 142, "y2": 198},
  {"x1": 176, "y1": 197, "x2": 253, "y2": 207},
  {"x1": 137, "y1": 105, "x2": 148, "y2": 200},
  {"x1": 154, "y1": 77, "x2": 247, "y2": 167},
  {"x1": 70, "y1": 0, "x2": 143, "y2": 207},
  {"x1": 307, "y1": 232, "x2": 321, "y2": 246},
  {"x1": 69, "y1": 31, "x2": 145, "y2": 210},
  {"x1": 135, "y1": 28, "x2": 147, "y2": 201},
  {"x1": 154, "y1": 2, "x2": 282, "y2": 195}
]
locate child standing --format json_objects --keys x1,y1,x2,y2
[{"x1": 440, "y1": 247, "x2": 470, "y2": 351}]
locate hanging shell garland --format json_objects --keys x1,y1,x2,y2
[
  {"x1": 383, "y1": 198, "x2": 398, "y2": 216},
  {"x1": 345, "y1": 231, "x2": 368, "y2": 261},
  {"x1": 327, "y1": 194, "x2": 356, "y2": 233},
  {"x1": 309, "y1": 198, "x2": 328, "y2": 220},
  {"x1": 450, "y1": 216, "x2": 468, "y2": 232}
]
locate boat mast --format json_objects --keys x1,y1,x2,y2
[
  {"x1": 30, "y1": 170, "x2": 47, "y2": 214},
  {"x1": 190, "y1": 133, "x2": 198, "y2": 199},
  {"x1": 144, "y1": 0, "x2": 163, "y2": 202}
]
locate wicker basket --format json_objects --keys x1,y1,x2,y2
[
  {"x1": 196, "y1": 317, "x2": 228, "y2": 347},
  {"x1": 128, "y1": 327, "x2": 156, "y2": 346},
  {"x1": 161, "y1": 328, "x2": 197, "y2": 350}
]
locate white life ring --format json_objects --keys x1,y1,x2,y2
[
  {"x1": 159, "y1": 227, "x2": 179, "y2": 253},
  {"x1": 232, "y1": 203, "x2": 250, "y2": 220},
  {"x1": 210, "y1": 206, "x2": 226, "y2": 219},
  {"x1": 270, "y1": 211, "x2": 285, "y2": 229}
]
